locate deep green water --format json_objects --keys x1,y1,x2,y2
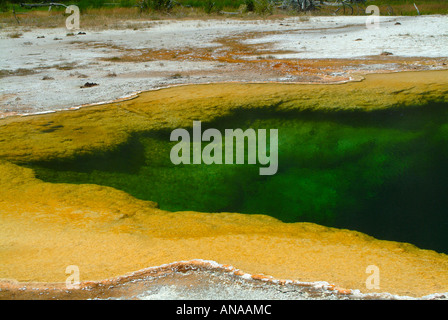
[{"x1": 27, "y1": 104, "x2": 448, "y2": 253}]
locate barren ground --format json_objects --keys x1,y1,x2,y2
[{"x1": 1, "y1": 15, "x2": 447, "y2": 116}]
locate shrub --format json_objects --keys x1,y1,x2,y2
[
  {"x1": 77, "y1": 0, "x2": 106, "y2": 11},
  {"x1": 254, "y1": 0, "x2": 273, "y2": 15},
  {"x1": 203, "y1": 0, "x2": 215, "y2": 14},
  {"x1": 120, "y1": 0, "x2": 137, "y2": 7},
  {"x1": 244, "y1": 0, "x2": 255, "y2": 12},
  {"x1": 0, "y1": 0, "x2": 8, "y2": 12},
  {"x1": 141, "y1": 0, "x2": 175, "y2": 11}
]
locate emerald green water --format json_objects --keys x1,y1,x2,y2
[{"x1": 27, "y1": 104, "x2": 448, "y2": 253}]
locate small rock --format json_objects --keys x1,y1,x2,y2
[
  {"x1": 77, "y1": 32, "x2": 86, "y2": 35},
  {"x1": 395, "y1": 22, "x2": 401, "y2": 25},
  {"x1": 355, "y1": 38, "x2": 362, "y2": 41},
  {"x1": 41, "y1": 75, "x2": 54, "y2": 80},
  {"x1": 37, "y1": 36, "x2": 45, "y2": 39},
  {"x1": 80, "y1": 82, "x2": 98, "y2": 88},
  {"x1": 381, "y1": 51, "x2": 393, "y2": 56}
]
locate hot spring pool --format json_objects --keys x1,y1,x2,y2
[{"x1": 25, "y1": 103, "x2": 448, "y2": 254}]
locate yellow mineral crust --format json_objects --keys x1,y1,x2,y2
[
  {"x1": 1, "y1": 70, "x2": 448, "y2": 297},
  {"x1": 1, "y1": 70, "x2": 447, "y2": 163}
]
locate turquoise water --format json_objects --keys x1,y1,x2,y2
[{"x1": 27, "y1": 104, "x2": 448, "y2": 253}]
